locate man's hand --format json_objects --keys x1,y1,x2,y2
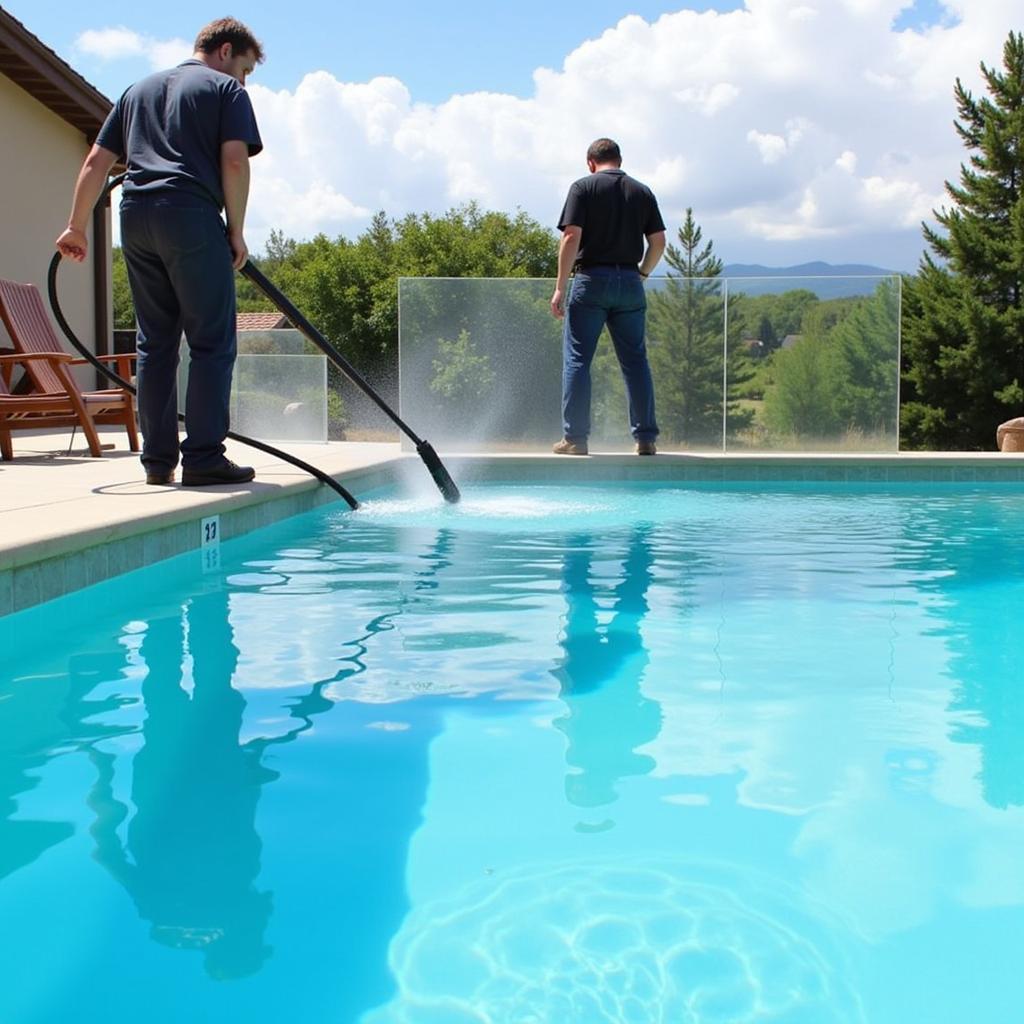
[
  {"x1": 56, "y1": 143, "x2": 117, "y2": 265},
  {"x1": 55, "y1": 227, "x2": 89, "y2": 262},
  {"x1": 552, "y1": 225, "x2": 580, "y2": 320},
  {"x1": 228, "y1": 228, "x2": 248, "y2": 270}
]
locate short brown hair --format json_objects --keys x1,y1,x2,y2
[
  {"x1": 194, "y1": 18, "x2": 264, "y2": 63},
  {"x1": 587, "y1": 138, "x2": 622, "y2": 165}
]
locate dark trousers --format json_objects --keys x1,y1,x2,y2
[
  {"x1": 121, "y1": 196, "x2": 237, "y2": 473},
  {"x1": 562, "y1": 266, "x2": 658, "y2": 443}
]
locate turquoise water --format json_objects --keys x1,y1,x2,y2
[{"x1": 2, "y1": 482, "x2": 1023, "y2": 1023}]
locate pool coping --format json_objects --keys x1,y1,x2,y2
[{"x1": 4, "y1": 439, "x2": 1024, "y2": 615}]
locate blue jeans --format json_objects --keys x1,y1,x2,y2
[
  {"x1": 561, "y1": 266, "x2": 658, "y2": 443},
  {"x1": 121, "y1": 196, "x2": 237, "y2": 473}
]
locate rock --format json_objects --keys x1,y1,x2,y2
[{"x1": 996, "y1": 416, "x2": 1024, "y2": 452}]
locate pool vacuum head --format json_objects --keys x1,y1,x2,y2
[{"x1": 417, "y1": 440, "x2": 461, "y2": 503}]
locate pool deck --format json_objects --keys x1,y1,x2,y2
[{"x1": 3, "y1": 426, "x2": 1024, "y2": 615}]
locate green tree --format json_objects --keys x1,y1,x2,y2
[
  {"x1": 902, "y1": 31, "x2": 1024, "y2": 450},
  {"x1": 639, "y1": 208, "x2": 752, "y2": 446},
  {"x1": 246, "y1": 205, "x2": 555, "y2": 375},
  {"x1": 111, "y1": 247, "x2": 134, "y2": 328},
  {"x1": 241, "y1": 204, "x2": 557, "y2": 432},
  {"x1": 430, "y1": 329, "x2": 497, "y2": 412},
  {"x1": 830, "y1": 280, "x2": 901, "y2": 437},
  {"x1": 762, "y1": 284, "x2": 901, "y2": 445},
  {"x1": 763, "y1": 331, "x2": 840, "y2": 440},
  {"x1": 730, "y1": 289, "x2": 819, "y2": 351}
]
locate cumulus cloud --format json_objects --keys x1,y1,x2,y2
[
  {"x1": 74, "y1": 26, "x2": 190, "y2": 70},
  {"x1": 89, "y1": 0, "x2": 1020, "y2": 267}
]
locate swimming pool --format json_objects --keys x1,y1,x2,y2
[{"x1": 2, "y1": 480, "x2": 1022, "y2": 1022}]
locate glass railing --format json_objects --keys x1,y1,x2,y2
[
  {"x1": 398, "y1": 275, "x2": 901, "y2": 453},
  {"x1": 177, "y1": 329, "x2": 328, "y2": 443}
]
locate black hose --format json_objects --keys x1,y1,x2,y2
[
  {"x1": 46, "y1": 252, "x2": 359, "y2": 510},
  {"x1": 240, "y1": 262, "x2": 461, "y2": 504}
]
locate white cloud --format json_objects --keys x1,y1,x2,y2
[
  {"x1": 94, "y1": 0, "x2": 1020, "y2": 267},
  {"x1": 836, "y1": 149, "x2": 858, "y2": 173},
  {"x1": 147, "y1": 38, "x2": 193, "y2": 71},
  {"x1": 74, "y1": 26, "x2": 191, "y2": 70},
  {"x1": 747, "y1": 129, "x2": 789, "y2": 164},
  {"x1": 75, "y1": 27, "x2": 145, "y2": 60},
  {"x1": 672, "y1": 81, "x2": 741, "y2": 115}
]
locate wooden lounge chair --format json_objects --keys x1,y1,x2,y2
[
  {"x1": 0, "y1": 278, "x2": 139, "y2": 453},
  {"x1": 0, "y1": 351, "x2": 105, "y2": 459}
]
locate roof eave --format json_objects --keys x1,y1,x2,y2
[{"x1": 0, "y1": 9, "x2": 112, "y2": 140}]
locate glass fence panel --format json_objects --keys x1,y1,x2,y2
[
  {"x1": 237, "y1": 329, "x2": 310, "y2": 355},
  {"x1": 231, "y1": 355, "x2": 327, "y2": 443},
  {"x1": 398, "y1": 275, "x2": 901, "y2": 454},
  {"x1": 178, "y1": 330, "x2": 327, "y2": 443},
  {"x1": 725, "y1": 276, "x2": 901, "y2": 453},
  {"x1": 644, "y1": 275, "x2": 726, "y2": 451},
  {"x1": 398, "y1": 278, "x2": 563, "y2": 451}
]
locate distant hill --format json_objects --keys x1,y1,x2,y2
[
  {"x1": 722, "y1": 260, "x2": 897, "y2": 277},
  {"x1": 719, "y1": 261, "x2": 900, "y2": 298}
]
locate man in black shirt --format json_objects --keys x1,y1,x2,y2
[
  {"x1": 551, "y1": 138, "x2": 666, "y2": 455},
  {"x1": 56, "y1": 18, "x2": 264, "y2": 487}
]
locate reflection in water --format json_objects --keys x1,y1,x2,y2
[
  {"x1": 0, "y1": 651, "x2": 132, "y2": 881},
  {"x1": 911, "y1": 501, "x2": 1024, "y2": 810},
  {"x1": 5, "y1": 485, "x2": 1024, "y2": 1021},
  {"x1": 552, "y1": 530, "x2": 662, "y2": 827},
  {"x1": 88, "y1": 590, "x2": 279, "y2": 979}
]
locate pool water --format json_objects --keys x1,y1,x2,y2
[{"x1": 2, "y1": 482, "x2": 1023, "y2": 1023}]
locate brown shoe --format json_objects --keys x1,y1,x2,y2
[
  {"x1": 553, "y1": 438, "x2": 588, "y2": 456},
  {"x1": 145, "y1": 469, "x2": 176, "y2": 485},
  {"x1": 635, "y1": 440, "x2": 657, "y2": 456}
]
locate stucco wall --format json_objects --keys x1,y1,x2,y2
[{"x1": 0, "y1": 71, "x2": 111, "y2": 382}]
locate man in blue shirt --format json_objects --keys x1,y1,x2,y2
[
  {"x1": 551, "y1": 138, "x2": 666, "y2": 456},
  {"x1": 56, "y1": 18, "x2": 264, "y2": 486}
]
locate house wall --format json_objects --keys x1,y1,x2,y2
[{"x1": 0, "y1": 71, "x2": 111, "y2": 384}]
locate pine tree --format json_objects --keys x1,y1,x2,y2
[
  {"x1": 645, "y1": 208, "x2": 752, "y2": 446},
  {"x1": 902, "y1": 31, "x2": 1024, "y2": 450}
]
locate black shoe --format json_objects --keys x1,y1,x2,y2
[
  {"x1": 145, "y1": 469, "x2": 175, "y2": 485},
  {"x1": 181, "y1": 459, "x2": 255, "y2": 487}
]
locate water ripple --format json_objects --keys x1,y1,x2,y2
[{"x1": 364, "y1": 859, "x2": 866, "y2": 1024}]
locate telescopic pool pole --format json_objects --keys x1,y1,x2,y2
[
  {"x1": 46, "y1": 173, "x2": 360, "y2": 509},
  {"x1": 239, "y1": 261, "x2": 460, "y2": 504},
  {"x1": 46, "y1": 251, "x2": 361, "y2": 509}
]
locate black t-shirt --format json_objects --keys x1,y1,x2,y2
[
  {"x1": 557, "y1": 169, "x2": 665, "y2": 266},
  {"x1": 97, "y1": 60, "x2": 263, "y2": 210}
]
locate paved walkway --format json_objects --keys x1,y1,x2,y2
[{"x1": 1, "y1": 426, "x2": 402, "y2": 571}]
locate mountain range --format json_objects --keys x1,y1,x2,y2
[
  {"x1": 718, "y1": 261, "x2": 900, "y2": 298},
  {"x1": 723, "y1": 260, "x2": 897, "y2": 276}
]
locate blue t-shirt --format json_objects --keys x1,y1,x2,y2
[{"x1": 97, "y1": 59, "x2": 263, "y2": 210}]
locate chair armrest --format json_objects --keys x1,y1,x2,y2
[
  {"x1": 70, "y1": 353, "x2": 136, "y2": 363},
  {"x1": 0, "y1": 351, "x2": 75, "y2": 389},
  {"x1": 75, "y1": 352, "x2": 136, "y2": 367},
  {"x1": 70, "y1": 353, "x2": 137, "y2": 376},
  {"x1": 0, "y1": 351, "x2": 75, "y2": 364}
]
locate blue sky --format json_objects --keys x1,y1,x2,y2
[
  {"x1": 12, "y1": 0, "x2": 949, "y2": 103},
  {"x1": 12, "y1": 0, "x2": 743, "y2": 100},
  {"x1": 6, "y1": 1, "x2": 1009, "y2": 269}
]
